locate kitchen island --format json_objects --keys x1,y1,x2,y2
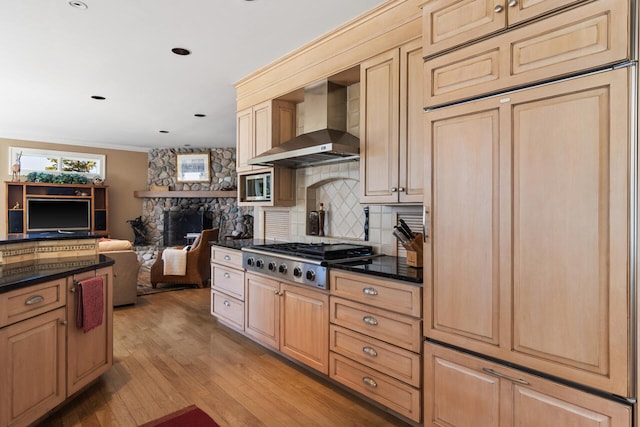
[{"x1": 0, "y1": 233, "x2": 114, "y2": 427}]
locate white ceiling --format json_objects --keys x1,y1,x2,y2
[{"x1": 0, "y1": 0, "x2": 386, "y2": 152}]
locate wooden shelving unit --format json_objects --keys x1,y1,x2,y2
[
  {"x1": 5, "y1": 182, "x2": 109, "y2": 237},
  {"x1": 133, "y1": 190, "x2": 237, "y2": 198}
]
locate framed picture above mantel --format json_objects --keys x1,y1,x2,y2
[{"x1": 176, "y1": 153, "x2": 210, "y2": 183}]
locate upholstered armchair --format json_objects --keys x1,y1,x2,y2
[{"x1": 150, "y1": 228, "x2": 219, "y2": 288}]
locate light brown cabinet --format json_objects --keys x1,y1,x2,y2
[
  {"x1": 359, "y1": 38, "x2": 424, "y2": 204},
  {"x1": 329, "y1": 270, "x2": 422, "y2": 422},
  {"x1": 244, "y1": 272, "x2": 329, "y2": 374},
  {"x1": 236, "y1": 100, "x2": 296, "y2": 206},
  {"x1": 424, "y1": 342, "x2": 632, "y2": 427},
  {"x1": 0, "y1": 267, "x2": 113, "y2": 427},
  {"x1": 421, "y1": 0, "x2": 586, "y2": 57},
  {"x1": 210, "y1": 246, "x2": 246, "y2": 332},
  {"x1": 424, "y1": 67, "x2": 630, "y2": 396},
  {"x1": 66, "y1": 268, "x2": 113, "y2": 395},
  {"x1": 424, "y1": 0, "x2": 629, "y2": 107}
]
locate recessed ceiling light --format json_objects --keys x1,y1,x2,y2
[
  {"x1": 184, "y1": 144, "x2": 191, "y2": 147},
  {"x1": 159, "y1": 130, "x2": 170, "y2": 134},
  {"x1": 194, "y1": 114, "x2": 206, "y2": 117},
  {"x1": 171, "y1": 48, "x2": 191, "y2": 56},
  {"x1": 69, "y1": 1, "x2": 88, "y2": 9},
  {"x1": 91, "y1": 95, "x2": 106, "y2": 100}
]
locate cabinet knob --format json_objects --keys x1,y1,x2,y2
[
  {"x1": 60, "y1": 320, "x2": 68, "y2": 325},
  {"x1": 362, "y1": 377, "x2": 378, "y2": 388},
  {"x1": 494, "y1": 4, "x2": 504, "y2": 12},
  {"x1": 363, "y1": 315, "x2": 378, "y2": 326},
  {"x1": 391, "y1": 187, "x2": 398, "y2": 192},
  {"x1": 25, "y1": 295, "x2": 45, "y2": 305},
  {"x1": 508, "y1": 0, "x2": 517, "y2": 6},
  {"x1": 224, "y1": 255, "x2": 231, "y2": 261},
  {"x1": 362, "y1": 287, "x2": 378, "y2": 296},
  {"x1": 398, "y1": 187, "x2": 405, "y2": 192},
  {"x1": 223, "y1": 300, "x2": 231, "y2": 307},
  {"x1": 362, "y1": 346, "x2": 378, "y2": 357},
  {"x1": 224, "y1": 272, "x2": 231, "y2": 279}
]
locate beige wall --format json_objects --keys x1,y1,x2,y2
[{"x1": 1, "y1": 138, "x2": 148, "y2": 240}]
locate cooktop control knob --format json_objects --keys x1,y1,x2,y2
[
  {"x1": 246, "y1": 257, "x2": 255, "y2": 267},
  {"x1": 293, "y1": 267, "x2": 302, "y2": 277},
  {"x1": 306, "y1": 270, "x2": 316, "y2": 282},
  {"x1": 268, "y1": 261, "x2": 277, "y2": 271},
  {"x1": 278, "y1": 264, "x2": 287, "y2": 274},
  {"x1": 255, "y1": 259, "x2": 264, "y2": 268}
]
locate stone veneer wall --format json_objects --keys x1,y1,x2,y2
[{"x1": 142, "y1": 147, "x2": 253, "y2": 246}]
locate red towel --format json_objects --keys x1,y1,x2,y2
[{"x1": 76, "y1": 276, "x2": 104, "y2": 333}]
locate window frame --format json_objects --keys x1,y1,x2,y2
[{"x1": 8, "y1": 146, "x2": 106, "y2": 178}]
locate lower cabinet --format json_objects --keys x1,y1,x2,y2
[
  {"x1": 211, "y1": 246, "x2": 246, "y2": 332},
  {"x1": 329, "y1": 270, "x2": 422, "y2": 423},
  {"x1": 424, "y1": 342, "x2": 632, "y2": 427},
  {"x1": 0, "y1": 268, "x2": 113, "y2": 427},
  {"x1": 245, "y1": 272, "x2": 329, "y2": 374}
]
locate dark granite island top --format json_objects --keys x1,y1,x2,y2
[{"x1": 0, "y1": 232, "x2": 112, "y2": 293}]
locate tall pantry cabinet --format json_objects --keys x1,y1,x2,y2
[{"x1": 420, "y1": 0, "x2": 636, "y2": 424}]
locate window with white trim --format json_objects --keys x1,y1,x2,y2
[{"x1": 8, "y1": 147, "x2": 106, "y2": 178}]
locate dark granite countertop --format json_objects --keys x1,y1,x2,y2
[
  {"x1": 212, "y1": 239, "x2": 275, "y2": 250},
  {"x1": 329, "y1": 255, "x2": 423, "y2": 284},
  {"x1": 0, "y1": 254, "x2": 114, "y2": 294}
]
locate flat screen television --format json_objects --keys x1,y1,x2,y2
[{"x1": 26, "y1": 198, "x2": 91, "y2": 232}]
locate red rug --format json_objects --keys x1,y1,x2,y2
[{"x1": 139, "y1": 405, "x2": 220, "y2": 427}]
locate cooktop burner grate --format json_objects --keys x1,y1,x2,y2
[{"x1": 248, "y1": 242, "x2": 373, "y2": 260}]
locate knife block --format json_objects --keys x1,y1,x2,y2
[{"x1": 402, "y1": 233, "x2": 423, "y2": 268}]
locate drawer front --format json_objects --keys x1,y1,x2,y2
[
  {"x1": 330, "y1": 324, "x2": 421, "y2": 387},
  {"x1": 330, "y1": 352, "x2": 421, "y2": 423},
  {"x1": 0, "y1": 279, "x2": 66, "y2": 327},
  {"x1": 330, "y1": 297, "x2": 422, "y2": 352},
  {"x1": 425, "y1": 0, "x2": 629, "y2": 107},
  {"x1": 211, "y1": 247, "x2": 243, "y2": 269},
  {"x1": 212, "y1": 266, "x2": 245, "y2": 300},
  {"x1": 211, "y1": 290, "x2": 244, "y2": 331},
  {"x1": 330, "y1": 270, "x2": 421, "y2": 317}
]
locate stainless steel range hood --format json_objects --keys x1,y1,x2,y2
[{"x1": 248, "y1": 81, "x2": 359, "y2": 169}]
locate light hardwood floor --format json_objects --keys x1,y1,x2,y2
[{"x1": 36, "y1": 288, "x2": 412, "y2": 426}]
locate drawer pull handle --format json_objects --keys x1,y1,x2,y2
[
  {"x1": 25, "y1": 295, "x2": 45, "y2": 305},
  {"x1": 363, "y1": 316, "x2": 378, "y2": 326},
  {"x1": 482, "y1": 368, "x2": 529, "y2": 385},
  {"x1": 362, "y1": 377, "x2": 378, "y2": 388},
  {"x1": 362, "y1": 287, "x2": 378, "y2": 296},
  {"x1": 224, "y1": 255, "x2": 231, "y2": 261},
  {"x1": 223, "y1": 300, "x2": 231, "y2": 307},
  {"x1": 362, "y1": 346, "x2": 378, "y2": 357},
  {"x1": 224, "y1": 272, "x2": 231, "y2": 279}
]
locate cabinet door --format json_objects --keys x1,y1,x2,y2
[
  {"x1": 422, "y1": 0, "x2": 506, "y2": 57},
  {"x1": 0, "y1": 308, "x2": 66, "y2": 427},
  {"x1": 425, "y1": 98, "x2": 505, "y2": 350},
  {"x1": 67, "y1": 268, "x2": 113, "y2": 395},
  {"x1": 253, "y1": 100, "x2": 272, "y2": 160},
  {"x1": 425, "y1": 68, "x2": 630, "y2": 396},
  {"x1": 399, "y1": 39, "x2": 424, "y2": 203},
  {"x1": 236, "y1": 107, "x2": 254, "y2": 172},
  {"x1": 508, "y1": 68, "x2": 629, "y2": 396},
  {"x1": 280, "y1": 284, "x2": 329, "y2": 374},
  {"x1": 245, "y1": 273, "x2": 279, "y2": 350},
  {"x1": 360, "y1": 48, "x2": 400, "y2": 203},
  {"x1": 425, "y1": 342, "x2": 632, "y2": 427}
]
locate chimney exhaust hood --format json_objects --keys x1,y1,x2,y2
[{"x1": 248, "y1": 81, "x2": 359, "y2": 169}]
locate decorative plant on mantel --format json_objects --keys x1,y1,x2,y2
[{"x1": 25, "y1": 172, "x2": 90, "y2": 184}]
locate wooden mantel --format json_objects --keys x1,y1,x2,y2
[{"x1": 133, "y1": 190, "x2": 237, "y2": 198}]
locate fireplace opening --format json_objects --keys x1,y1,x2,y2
[{"x1": 163, "y1": 210, "x2": 212, "y2": 247}]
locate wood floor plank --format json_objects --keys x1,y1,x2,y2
[{"x1": 35, "y1": 288, "x2": 413, "y2": 426}]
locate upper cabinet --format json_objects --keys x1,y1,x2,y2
[
  {"x1": 360, "y1": 39, "x2": 424, "y2": 204},
  {"x1": 421, "y1": 0, "x2": 587, "y2": 57},
  {"x1": 236, "y1": 99, "x2": 296, "y2": 173},
  {"x1": 423, "y1": 0, "x2": 630, "y2": 107},
  {"x1": 236, "y1": 99, "x2": 297, "y2": 207}
]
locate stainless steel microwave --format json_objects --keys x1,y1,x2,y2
[{"x1": 245, "y1": 172, "x2": 271, "y2": 202}]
